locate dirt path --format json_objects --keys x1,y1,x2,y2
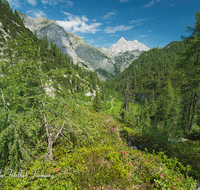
[{"x1": 109, "y1": 98, "x2": 114, "y2": 111}]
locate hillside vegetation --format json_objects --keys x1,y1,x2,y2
[{"x1": 0, "y1": 0, "x2": 200, "y2": 189}]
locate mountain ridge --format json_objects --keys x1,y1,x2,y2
[
  {"x1": 109, "y1": 37, "x2": 150, "y2": 54},
  {"x1": 18, "y1": 11, "x2": 150, "y2": 80}
]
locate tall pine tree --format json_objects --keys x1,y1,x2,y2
[{"x1": 176, "y1": 10, "x2": 200, "y2": 132}]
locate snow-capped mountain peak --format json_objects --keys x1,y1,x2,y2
[{"x1": 109, "y1": 37, "x2": 150, "y2": 54}]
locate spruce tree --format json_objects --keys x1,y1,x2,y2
[
  {"x1": 93, "y1": 92, "x2": 102, "y2": 112},
  {"x1": 2, "y1": 18, "x2": 8, "y2": 32},
  {"x1": 149, "y1": 90, "x2": 156, "y2": 116},
  {"x1": 176, "y1": 10, "x2": 200, "y2": 132}
]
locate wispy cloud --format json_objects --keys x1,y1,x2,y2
[
  {"x1": 41, "y1": 0, "x2": 55, "y2": 5},
  {"x1": 61, "y1": 1, "x2": 73, "y2": 8},
  {"x1": 119, "y1": 0, "x2": 129, "y2": 2},
  {"x1": 41, "y1": 0, "x2": 73, "y2": 7},
  {"x1": 102, "y1": 11, "x2": 116, "y2": 20},
  {"x1": 110, "y1": 34, "x2": 118, "y2": 37},
  {"x1": 138, "y1": 35, "x2": 147, "y2": 38},
  {"x1": 26, "y1": 9, "x2": 47, "y2": 17},
  {"x1": 129, "y1": 18, "x2": 146, "y2": 25},
  {"x1": 87, "y1": 37, "x2": 103, "y2": 44},
  {"x1": 66, "y1": 1, "x2": 73, "y2": 7},
  {"x1": 97, "y1": 37, "x2": 103, "y2": 40},
  {"x1": 148, "y1": 30, "x2": 152, "y2": 32},
  {"x1": 56, "y1": 11, "x2": 102, "y2": 33},
  {"x1": 129, "y1": 16, "x2": 158, "y2": 26},
  {"x1": 87, "y1": 39, "x2": 95, "y2": 43},
  {"x1": 7, "y1": 0, "x2": 21, "y2": 8},
  {"x1": 102, "y1": 43, "x2": 115, "y2": 48},
  {"x1": 143, "y1": 0, "x2": 160, "y2": 8},
  {"x1": 170, "y1": 2, "x2": 179, "y2": 7},
  {"x1": 104, "y1": 25, "x2": 133, "y2": 33},
  {"x1": 27, "y1": 0, "x2": 37, "y2": 6}
]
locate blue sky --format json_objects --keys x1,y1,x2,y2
[{"x1": 7, "y1": 0, "x2": 200, "y2": 49}]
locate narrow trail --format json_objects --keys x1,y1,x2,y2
[{"x1": 109, "y1": 98, "x2": 114, "y2": 111}]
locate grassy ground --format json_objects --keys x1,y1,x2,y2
[{"x1": 104, "y1": 99, "x2": 139, "y2": 117}]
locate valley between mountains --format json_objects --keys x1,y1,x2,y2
[
  {"x1": 0, "y1": 1, "x2": 200, "y2": 189},
  {"x1": 18, "y1": 11, "x2": 150, "y2": 81}
]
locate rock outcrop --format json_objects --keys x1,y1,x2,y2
[{"x1": 18, "y1": 12, "x2": 150, "y2": 80}]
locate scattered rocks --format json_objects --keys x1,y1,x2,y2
[
  {"x1": 128, "y1": 137, "x2": 145, "y2": 151},
  {"x1": 131, "y1": 146, "x2": 138, "y2": 150},
  {"x1": 168, "y1": 138, "x2": 188, "y2": 144}
]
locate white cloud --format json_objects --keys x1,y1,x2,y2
[
  {"x1": 129, "y1": 16, "x2": 158, "y2": 26},
  {"x1": 129, "y1": 18, "x2": 146, "y2": 25},
  {"x1": 7, "y1": 0, "x2": 21, "y2": 8},
  {"x1": 119, "y1": 0, "x2": 129, "y2": 2},
  {"x1": 56, "y1": 11, "x2": 102, "y2": 33},
  {"x1": 102, "y1": 11, "x2": 116, "y2": 20},
  {"x1": 41, "y1": 0, "x2": 50, "y2": 4},
  {"x1": 27, "y1": 0, "x2": 37, "y2": 6},
  {"x1": 41, "y1": 0, "x2": 73, "y2": 7},
  {"x1": 143, "y1": 0, "x2": 160, "y2": 8},
  {"x1": 66, "y1": 1, "x2": 73, "y2": 7},
  {"x1": 148, "y1": 30, "x2": 152, "y2": 32},
  {"x1": 26, "y1": 9, "x2": 47, "y2": 17},
  {"x1": 61, "y1": 1, "x2": 73, "y2": 8},
  {"x1": 104, "y1": 25, "x2": 133, "y2": 33}
]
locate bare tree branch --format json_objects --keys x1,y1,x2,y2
[{"x1": 0, "y1": 84, "x2": 9, "y2": 121}]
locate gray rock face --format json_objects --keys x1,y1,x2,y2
[{"x1": 18, "y1": 12, "x2": 150, "y2": 80}]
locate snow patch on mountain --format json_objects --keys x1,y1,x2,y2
[{"x1": 109, "y1": 37, "x2": 150, "y2": 54}]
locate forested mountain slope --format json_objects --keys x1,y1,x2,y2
[
  {"x1": 106, "y1": 37, "x2": 200, "y2": 134},
  {"x1": 106, "y1": 41, "x2": 186, "y2": 100},
  {"x1": 0, "y1": 0, "x2": 103, "y2": 172}
]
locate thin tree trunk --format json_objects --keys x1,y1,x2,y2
[
  {"x1": 37, "y1": 64, "x2": 70, "y2": 161},
  {"x1": 0, "y1": 84, "x2": 9, "y2": 121},
  {"x1": 187, "y1": 95, "x2": 193, "y2": 129},
  {"x1": 37, "y1": 65, "x2": 53, "y2": 160},
  {"x1": 186, "y1": 81, "x2": 195, "y2": 131},
  {"x1": 189, "y1": 92, "x2": 197, "y2": 132}
]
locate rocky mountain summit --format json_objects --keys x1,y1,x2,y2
[
  {"x1": 109, "y1": 37, "x2": 150, "y2": 54},
  {"x1": 18, "y1": 12, "x2": 150, "y2": 80}
]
